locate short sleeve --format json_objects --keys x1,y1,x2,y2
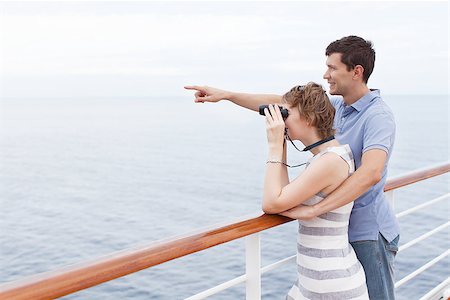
[
  {"x1": 329, "y1": 96, "x2": 342, "y2": 110},
  {"x1": 363, "y1": 112, "x2": 396, "y2": 154}
]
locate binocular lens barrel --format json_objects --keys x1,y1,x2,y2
[{"x1": 259, "y1": 105, "x2": 289, "y2": 119}]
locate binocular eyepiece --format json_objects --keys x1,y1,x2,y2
[{"x1": 259, "y1": 105, "x2": 289, "y2": 120}]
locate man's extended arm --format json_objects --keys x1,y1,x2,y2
[
  {"x1": 280, "y1": 149, "x2": 387, "y2": 219},
  {"x1": 185, "y1": 85, "x2": 282, "y2": 111}
]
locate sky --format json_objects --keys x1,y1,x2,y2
[{"x1": 0, "y1": 1, "x2": 448, "y2": 98}]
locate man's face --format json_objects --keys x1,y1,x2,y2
[{"x1": 323, "y1": 53, "x2": 354, "y2": 96}]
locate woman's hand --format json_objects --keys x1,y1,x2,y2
[{"x1": 264, "y1": 104, "x2": 286, "y2": 150}]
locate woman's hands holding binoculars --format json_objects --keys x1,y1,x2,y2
[{"x1": 264, "y1": 104, "x2": 286, "y2": 153}]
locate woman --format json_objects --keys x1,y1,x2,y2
[{"x1": 262, "y1": 82, "x2": 369, "y2": 300}]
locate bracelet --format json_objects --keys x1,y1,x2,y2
[
  {"x1": 266, "y1": 160, "x2": 308, "y2": 168},
  {"x1": 266, "y1": 160, "x2": 287, "y2": 166}
]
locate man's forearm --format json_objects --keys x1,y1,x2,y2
[
  {"x1": 278, "y1": 166, "x2": 375, "y2": 220},
  {"x1": 228, "y1": 92, "x2": 282, "y2": 112},
  {"x1": 312, "y1": 168, "x2": 376, "y2": 216}
]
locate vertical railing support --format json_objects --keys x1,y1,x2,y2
[
  {"x1": 245, "y1": 233, "x2": 261, "y2": 300},
  {"x1": 385, "y1": 190, "x2": 395, "y2": 210}
]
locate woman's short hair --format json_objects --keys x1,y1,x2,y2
[{"x1": 282, "y1": 82, "x2": 335, "y2": 139}]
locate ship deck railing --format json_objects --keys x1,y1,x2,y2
[{"x1": 0, "y1": 162, "x2": 449, "y2": 300}]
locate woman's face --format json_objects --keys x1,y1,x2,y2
[{"x1": 283, "y1": 104, "x2": 309, "y2": 140}]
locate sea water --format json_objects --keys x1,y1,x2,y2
[{"x1": 0, "y1": 95, "x2": 448, "y2": 299}]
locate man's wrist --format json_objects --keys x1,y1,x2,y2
[
  {"x1": 225, "y1": 91, "x2": 236, "y2": 101},
  {"x1": 311, "y1": 204, "x2": 321, "y2": 218}
]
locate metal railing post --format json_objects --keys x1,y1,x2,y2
[
  {"x1": 385, "y1": 190, "x2": 395, "y2": 210},
  {"x1": 245, "y1": 233, "x2": 261, "y2": 300}
]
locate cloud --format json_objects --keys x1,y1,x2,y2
[{"x1": 0, "y1": 2, "x2": 448, "y2": 97}]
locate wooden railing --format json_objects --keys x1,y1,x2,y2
[{"x1": 0, "y1": 162, "x2": 449, "y2": 300}]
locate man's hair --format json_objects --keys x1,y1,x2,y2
[
  {"x1": 282, "y1": 82, "x2": 335, "y2": 139},
  {"x1": 325, "y1": 35, "x2": 375, "y2": 83}
]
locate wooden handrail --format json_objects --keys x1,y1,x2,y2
[
  {"x1": 384, "y1": 162, "x2": 450, "y2": 191},
  {"x1": 0, "y1": 213, "x2": 292, "y2": 300},
  {"x1": 0, "y1": 162, "x2": 448, "y2": 300}
]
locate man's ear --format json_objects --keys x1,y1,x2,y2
[{"x1": 353, "y1": 65, "x2": 365, "y2": 81}]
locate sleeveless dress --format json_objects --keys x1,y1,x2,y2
[{"x1": 286, "y1": 145, "x2": 369, "y2": 300}]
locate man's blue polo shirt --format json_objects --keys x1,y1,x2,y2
[{"x1": 330, "y1": 89, "x2": 400, "y2": 243}]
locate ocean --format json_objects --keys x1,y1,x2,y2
[{"x1": 0, "y1": 95, "x2": 448, "y2": 299}]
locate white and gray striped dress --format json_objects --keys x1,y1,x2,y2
[{"x1": 286, "y1": 145, "x2": 369, "y2": 300}]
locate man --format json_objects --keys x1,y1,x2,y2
[{"x1": 185, "y1": 35, "x2": 400, "y2": 299}]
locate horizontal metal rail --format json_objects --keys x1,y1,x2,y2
[
  {"x1": 395, "y1": 249, "x2": 450, "y2": 288},
  {"x1": 185, "y1": 274, "x2": 247, "y2": 300},
  {"x1": 398, "y1": 221, "x2": 449, "y2": 252},
  {"x1": 396, "y1": 193, "x2": 449, "y2": 218},
  {"x1": 0, "y1": 162, "x2": 448, "y2": 300},
  {"x1": 261, "y1": 255, "x2": 296, "y2": 274},
  {"x1": 418, "y1": 277, "x2": 450, "y2": 300}
]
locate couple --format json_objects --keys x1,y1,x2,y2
[{"x1": 186, "y1": 36, "x2": 399, "y2": 300}]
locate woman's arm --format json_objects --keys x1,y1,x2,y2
[
  {"x1": 261, "y1": 105, "x2": 342, "y2": 214},
  {"x1": 263, "y1": 154, "x2": 341, "y2": 214}
]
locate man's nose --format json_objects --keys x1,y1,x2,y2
[{"x1": 323, "y1": 70, "x2": 329, "y2": 80}]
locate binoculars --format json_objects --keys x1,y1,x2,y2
[{"x1": 259, "y1": 105, "x2": 289, "y2": 120}]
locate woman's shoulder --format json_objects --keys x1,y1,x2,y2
[
  {"x1": 303, "y1": 152, "x2": 350, "y2": 194},
  {"x1": 326, "y1": 145, "x2": 354, "y2": 162},
  {"x1": 312, "y1": 145, "x2": 354, "y2": 176}
]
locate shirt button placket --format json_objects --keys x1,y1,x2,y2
[{"x1": 340, "y1": 107, "x2": 352, "y2": 132}]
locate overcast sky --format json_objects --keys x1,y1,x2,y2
[{"x1": 0, "y1": 1, "x2": 448, "y2": 98}]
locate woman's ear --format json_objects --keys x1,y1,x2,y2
[{"x1": 306, "y1": 114, "x2": 315, "y2": 127}]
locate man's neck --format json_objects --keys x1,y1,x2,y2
[{"x1": 343, "y1": 85, "x2": 370, "y2": 105}]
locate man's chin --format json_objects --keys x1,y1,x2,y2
[{"x1": 328, "y1": 90, "x2": 341, "y2": 96}]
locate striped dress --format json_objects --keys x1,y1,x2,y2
[{"x1": 287, "y1": 145, "x2": 369, "y2": 300}]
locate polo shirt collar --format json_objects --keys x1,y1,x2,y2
[{"x1": 351, "y1": 89, "x2": 380, "y2": 112}]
